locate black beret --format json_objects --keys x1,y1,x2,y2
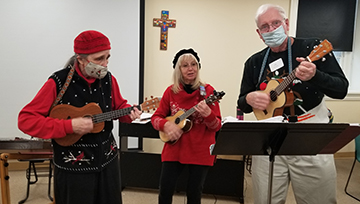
[{"x1": 172, "y1": 48, "x2": 201, "y2": 69}]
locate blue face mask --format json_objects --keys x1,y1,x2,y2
[{"x1": 261, "y1": 25, "x2": 287, "y2": 47}]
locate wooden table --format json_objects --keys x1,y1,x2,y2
[{"x1": 0, "y1": 140, "x2": 52, "y2": 204}]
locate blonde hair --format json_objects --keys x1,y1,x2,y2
[{"x1": 171, "y1": 54, "x2": 204, "y2": 94}]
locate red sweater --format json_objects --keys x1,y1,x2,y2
[
  {"x1": 18, "y1": 65, "x2": 132, "y2": 139},
  {"x1": 151, "y1": 84, "x2": 222, "y2": 166}
]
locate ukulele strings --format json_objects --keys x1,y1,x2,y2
[
  {"x1": 93, "y1": 105, "x2": 141, "y2": 123},
  {"x1": 270, "y1": 71, "x2": 296, "y2": 99},
  {"x1": 267, "y1": 41, "x2": 331, "y2": 102},
  {"x1": 179, "y1": 107, "x2": 196, "y2": 121},
  {"x1": 178, "y1": 95, "x2": 216, "y2": 121}
]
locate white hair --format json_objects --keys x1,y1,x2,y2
[{"x1": 255, "y1": 4, "x2": 287, "y2": 25}]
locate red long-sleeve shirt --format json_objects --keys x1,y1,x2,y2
[
  {"x1": 151, "y1": 84, "x2": 222, "y2": 166},
  {"x1": 18, "y1": 65, "x2": 132, "y2": 139}
]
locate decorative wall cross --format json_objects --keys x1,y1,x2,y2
[{"x1": 153, "y1": 11, "x2": 176, "y2": 50}]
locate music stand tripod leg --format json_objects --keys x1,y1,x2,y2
[
  {"x1": 267, "y1": 152, "x2": 275, "y2": 204},
  {"x1": 266, "y1": 127, "x2": 287, "y2": 204}
]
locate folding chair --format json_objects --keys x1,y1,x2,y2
[{"x1": 18, "y1": 156, "x2": 53, "y2": 204}]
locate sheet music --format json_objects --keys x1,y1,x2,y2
[
  {"x1": 0, "y1": 136, "x2": 32, "y2": 141},
  {"x1": 221, "y1": 115, "x2": 286, "y2": 124},
  {"x1": 132, "y1": 112, "x2": 153, "y2": 124}
]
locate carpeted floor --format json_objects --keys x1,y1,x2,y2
[{"x1": 4, "y1": 158, "x2": 360, "y2": 204}]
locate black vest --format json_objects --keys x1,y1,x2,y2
[{"x1": 49, "y1": 65, "x2": 118, "y2": 173}]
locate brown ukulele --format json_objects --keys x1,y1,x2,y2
[
  {"x1": 49, "y1": 97, "x2": 160, "y2": 146},
  {"x1": 253, "y1": 39, "x2": 333, "y2": 120},
  {"x1": 159, "y1": 90, "x2": 225, "y2": 144}
]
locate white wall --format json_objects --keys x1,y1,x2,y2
[
  {"x1": 143, "y1": 0, "x2": 360, "y2": 153},
  {"x1": 1, "y1": 0, "x2": 358, "y2": 153},
  {"x1": 144, "y1": 0, "x2": 290, "y2": 119},
  {"x1": 0, "y1": 0, "x2": 140, "y2": 141},
  {"x1": 143, "y1": 0, "x2": 291, "y2": 153}
]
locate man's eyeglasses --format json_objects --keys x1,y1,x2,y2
[{"x1": 259, "y1": 20, "x2": 284, "y2": 32}]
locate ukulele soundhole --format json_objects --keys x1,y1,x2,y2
[{"x1": 269, "y1": 90, "x2": 277, "y2": 102}]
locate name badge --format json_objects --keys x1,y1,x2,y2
[{"x1": 269, "y1": 58, "x2": 284, "y2": 72}]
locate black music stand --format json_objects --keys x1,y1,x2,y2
[{"x1": 211, "y1": 122, "x2": 360, "y2": 204}]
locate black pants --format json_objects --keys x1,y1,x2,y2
[
  {"x1": 158, "y1": 161, "x2": 210, "y2": 204},
  {"x1": 54, "y1": 156, "x2": 122, "y2": 204}
]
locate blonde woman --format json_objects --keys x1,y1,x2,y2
[{"x1": 151, "y1": 48, "x2": 222, "y2": 204}]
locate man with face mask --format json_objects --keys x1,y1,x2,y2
[
  {"x1": 18, "y1": 30, "x2": 142, "y2": 204},
  {"x1": 237, "y1": 4, "x2": 348, "y2": 204}
]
